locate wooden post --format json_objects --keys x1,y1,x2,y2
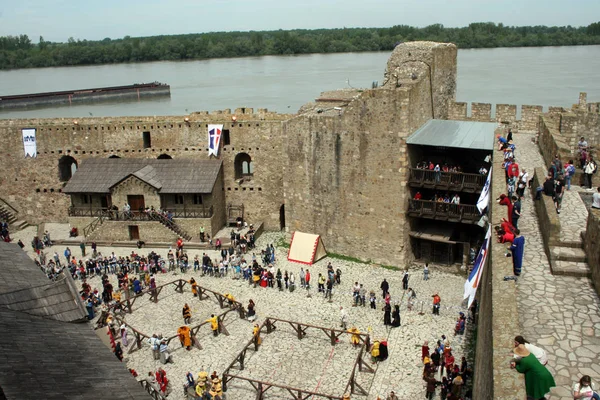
[{"x1": 256, "y1": 382, "x2": 263, "y2": 400}]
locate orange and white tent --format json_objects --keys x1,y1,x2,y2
[{"x1": 287, "y1": 231, "x2": 327, "y2": 265}]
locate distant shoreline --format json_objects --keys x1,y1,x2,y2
[{"x1": 1, "y1": 22, "x2": 599, "y2": 70}]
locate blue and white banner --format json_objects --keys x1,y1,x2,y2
[
  {"x1": 463, "y1": 226, "x2": 491, "y2": 308},
  {"x1": 476, "y1": 167, "x2": 492, "y2": 214},
  {"x1": 22, "y1": 128, "x2": 37, "y2": 158},
  {"x1": 208, "y1": 124, "x2": 223, "y2": 157}
]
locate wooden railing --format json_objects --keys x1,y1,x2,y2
[
  {"x1": 138, "y1": 380, "x2": 167, "y2": 400},
  {"x1": 69, "y1": 206, "x2": 213, "y2": 219},
  {"x1": 83, "y1": 214, "x2": 106, "y2": 237},
  {"x1": 68, "y1": 206, "x2": 108, "y2": 217},
  {"x1": 0, "y1": 197, "x2": 19, "y2": 217},
  {"x1": 408, "y1": 168, "x2": 486, "y2": 192},
  {"x1": 161, "y1": 206, "x2": 213, "y2": 218},
  {"x1": 407, "y1": 199, "x2": 480, "y2": 223}
]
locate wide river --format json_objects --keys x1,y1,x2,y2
[{"x1": 1, "y1": 45, "x2": 599, "y2": 119}]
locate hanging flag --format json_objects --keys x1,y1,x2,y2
[
  {"x1": 476, "y1": 167, "x2": 492, "y2": 214},
  {"x1": 22, "y1": 128, "x2": 37, "y2": 158},
  {"x1": 208, "y1": 124, "x2": 223, "y2": 156},
  {"x1": 463, "y1": 226, "x2": 491, "y2": 308}
]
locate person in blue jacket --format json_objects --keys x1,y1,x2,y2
[{"x1": 509, "y1": 229, "x2": 525, "y2": 276}]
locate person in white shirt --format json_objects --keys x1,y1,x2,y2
[
  {"x1": 513, "y1": 335, "x2": 548, "y2": 365},
  {"x1": 451, "y1": 194, "x2": 460, "y2": 205},
  {"x1": 592, "y1": 187, "x2": 600, "y2": 209},
  {"x1": 573, "y1": 375, "x2": 599, "y2": 400}
]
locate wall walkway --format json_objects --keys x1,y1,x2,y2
[{"x1": 511, "y1": 133, "x2": 600, "y2": 399}]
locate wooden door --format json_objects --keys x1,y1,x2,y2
[
  {"x1": 128, "y1": 195, "x2": 145, "y2": 212},
  {"x1": 129, "y1": 225, "x2": 140, "y2": 240}
]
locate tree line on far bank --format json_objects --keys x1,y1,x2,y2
[{"x1": 1, "y1": 21, "x2": 600, "y2": 70}]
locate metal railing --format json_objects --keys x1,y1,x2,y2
[
  {"x1": 408, "y1": 168, "x2": 486, "y2": 191},
  {"x1": 407, "y1": 199, "x2": 480, "y2": 223}
]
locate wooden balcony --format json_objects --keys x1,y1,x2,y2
[
  {"x1": 407, "y1": 199, "x2": 480, "y2": 224},
  {"x1": 408, "y1": 168, "x2": 486, "y2": 193}
]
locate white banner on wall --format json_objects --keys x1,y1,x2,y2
[
  {"x1": 207, "y1": 124, "x2": 223, "y2": 157},
  {"x1": 22, "y1": 128, "x2": 37, "y2": 158}
]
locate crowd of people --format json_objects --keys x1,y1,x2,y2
[{"x1": 421, "y1": 333, "x2": 472, "y2": 400}]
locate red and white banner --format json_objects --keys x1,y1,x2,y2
[{"x1": 208, "y1": 124, "x2": 223, "y2": 156}]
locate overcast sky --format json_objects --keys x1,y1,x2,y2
[{"x1": 1, "y1": 0, "x2": 598, "y2": 42}]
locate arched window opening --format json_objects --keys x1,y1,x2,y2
[
  {"x1": 108, "y1": 155, "x2": 121, "y2": 159},
  {"x1": 58, "y1": 156, "x2": 78, "y2": 182},
  {"x1": 157, "y1": 154, "x2": 173, "y2": 160},
  {"x1": 234, "y1": 153, "x2": 253, "y2": 179}
]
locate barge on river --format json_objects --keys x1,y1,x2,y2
[{"x1": 0, "y1": 82, "x2": 170, "y2": 110}]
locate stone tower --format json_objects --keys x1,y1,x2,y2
[{"x1": 282, "y1": 42, "x2": 457, "y2": 266}]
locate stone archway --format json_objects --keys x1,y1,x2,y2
[{"x1": 58, "y1": 155, "x2": 78, "y2": 181}]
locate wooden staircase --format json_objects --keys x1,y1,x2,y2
[
  {"x1": 149, "y1": 212, "x2": 192, "y2": 241},
  {"x1": 0, "y1": 199, "x2": 29, "y2": 231}
]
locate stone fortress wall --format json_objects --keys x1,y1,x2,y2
[{"x1": 0, "y1": 108, "x2": 288, "y2": 234}]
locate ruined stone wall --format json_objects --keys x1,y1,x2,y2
[
  {"x1": 583, "y1": 209, "x2": 600, "y2": 295},
  {"x1": 283, "y1": 88, "x2": 413, "y2": 266},
  {"x1": 382, "y1": 41, "x2": 457, "y2": 119},
  {"x1": 0, "y1": 111, "x2": 287, "y2": 229}
]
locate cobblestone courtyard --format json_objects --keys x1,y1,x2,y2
[{"x1": 10, "y1": 229, "x2": 471, "y2": 400}]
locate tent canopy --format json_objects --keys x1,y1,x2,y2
[{"x1": 287, "y1": 232, "x2": 327, "y2": 265}]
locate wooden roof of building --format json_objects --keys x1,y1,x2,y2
[
  {"x1": 0, "y1": 307, "x2": 148, "y2": 400},
  {"x1": 0, "y1": 242, "x2": 148, "y2": 399},
  {"x1": 63, "y1": 158, "x2": 222, "y2": 194},
  {"x1": 0, "y1": 242, "x2": 87, "y2": 322}
]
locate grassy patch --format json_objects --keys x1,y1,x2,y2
[
  {"x1": 275, "y1": 236, "x2": 290, "y2": 249},
  {"x1": 326, "y1": 252, "x2": 369, "y2": 264},
  {"x1": 380, "y1": 264, "x2": 402, "y2": 271}
]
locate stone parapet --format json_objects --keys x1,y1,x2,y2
[
  {"x1": 583, "y1": 208, "x2": 600, "y2": 295},
  {"x1": 488, "y1": 142, "x2": 527, "y2": 399}
]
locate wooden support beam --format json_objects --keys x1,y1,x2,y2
[{"x1": 149, "y1": 286, "x2": 163, "y2": 303}]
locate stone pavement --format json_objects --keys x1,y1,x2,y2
[
  {"x1": 556, "y1": 184, "x2": 588, "y2": 244},
  {"x1": 513, "y1": 133, "x2": 600, "y2": 399},
  {"x1": 13, "y1": 228, "x2": 471, "y2": 400}
]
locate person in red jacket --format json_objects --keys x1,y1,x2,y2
[
  {"x1": 508, "y1": 161, "x2": 519, "y2": 179},
  {"x1": 305, "y1": 269, "x2": 311, "y2": 289},
  {"x1": 497, "y1": 194, "x2": 514, "y2": 225}
]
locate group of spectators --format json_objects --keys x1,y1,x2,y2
[{"x1": 421, "y1": 333, "x2": 473, "y2": 399}]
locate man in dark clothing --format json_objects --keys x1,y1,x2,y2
[
  {"x1": 380, "y1": 279, "x2": 389, "y2": 298},
  {"x1": 543, "y1": 175, "x2": 555, "y2": 197},
  {"x1": 402, "y1": 271, "x2": 409, "y2": 290},
  {"x1": 554, "y1": 178, "x2": 564, "y2": 214},
  {"x1": 511, "y1": 196, "x2": 521, "y2": 229}
]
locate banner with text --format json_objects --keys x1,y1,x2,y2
[
  {"x1": 22, "y1": 128, "x2": 37, "y2": 158},
  {"x1": 208, "y1": 124, "x2": 223, "y2": 157}
]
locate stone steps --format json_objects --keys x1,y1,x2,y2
[
  {"x1": 551, "y1": 246, "x2": 587, "y2": 263},
  {"x1": 551, "y1": 260, "x2": 591, "y2": 278}
]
